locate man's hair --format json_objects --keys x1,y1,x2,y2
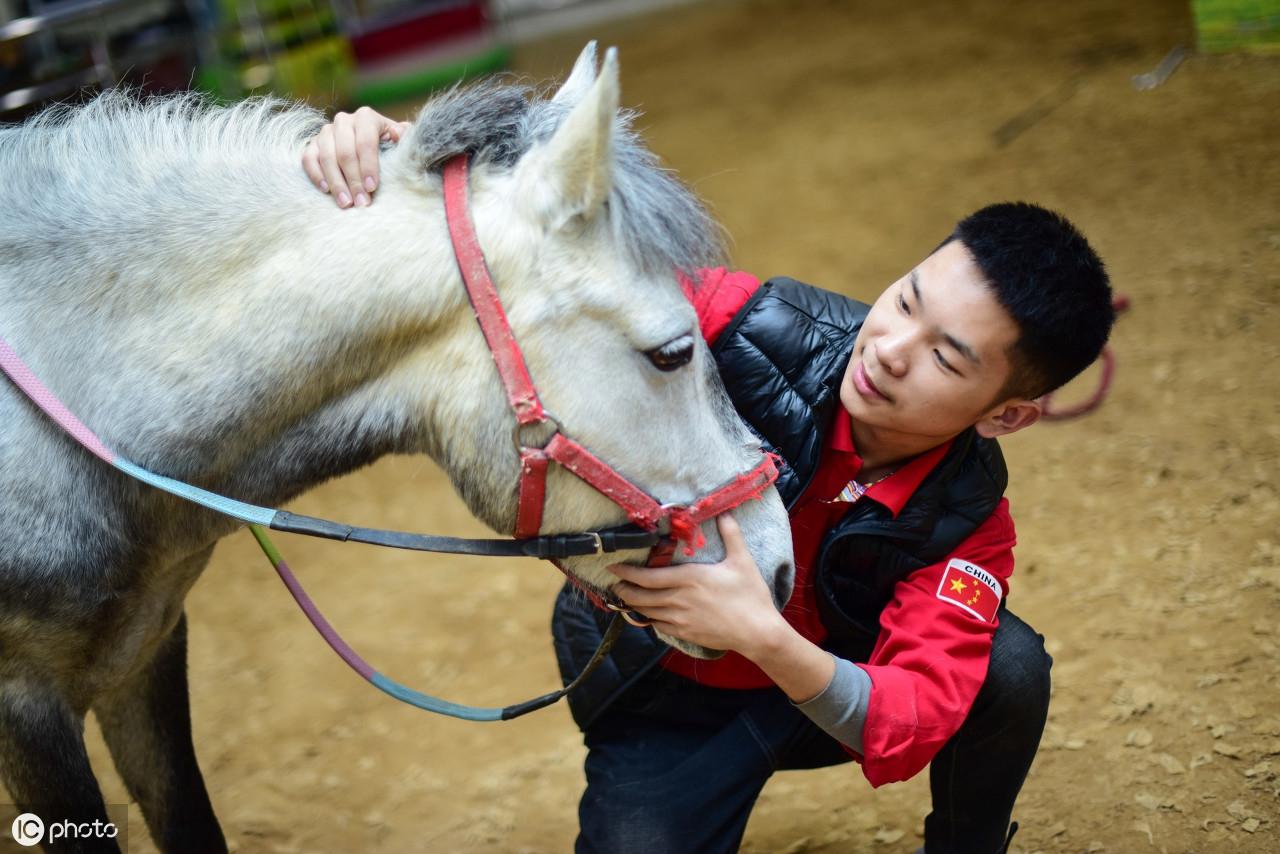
[{"x1": 942, "y1": 202, "x2": 1113, "y2": 400}]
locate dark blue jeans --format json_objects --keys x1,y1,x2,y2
[{"x1": 574, "y1": 610, "x2": 1051, "y2": 854}]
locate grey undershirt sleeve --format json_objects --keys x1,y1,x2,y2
[{"x1": 791, "y1": 655, "x2": 872, "y2": 754}]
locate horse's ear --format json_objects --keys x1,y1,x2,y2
[
  {"x1": 551, "y1": 41, "x2": 598, "y2": 106},
  {"x1": 517, "y1": 46, "x2": 619, "y2": 227}
]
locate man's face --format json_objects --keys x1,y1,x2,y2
[{"x1": 841, "y1": 240, "x2": 1025, "y2": 443}]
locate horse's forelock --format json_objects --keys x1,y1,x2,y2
[
  {"x1": 408, "y1": 79, "x2": 534, "y2": 171},
  {"x1": 407, "y1": 77, "x2": 726, "y2": 277}
]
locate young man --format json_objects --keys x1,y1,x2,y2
[{"x1": 305, "y1": 111, "x2": 1114, "y2": 854}]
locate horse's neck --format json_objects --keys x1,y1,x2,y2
[
  {"x1": 206, "y1": 201, "x2": 470, "y2": 507},
  {"x1": 5, "y1": 169, "x2": 475, "y2": 538}
]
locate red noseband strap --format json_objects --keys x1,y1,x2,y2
[{"x1": 441, "y1": 155, "x2": 779, "y2": 570}]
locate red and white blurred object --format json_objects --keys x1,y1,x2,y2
[
  {"x1": 344, "y1": 0, "x2": 505, "y2": 106},
  {"x1": 345, "y1": 0, "x2": 699, "y2": 107},
  {"x1": 494, "y1": 0, "x2": 697, "y2": 42}
]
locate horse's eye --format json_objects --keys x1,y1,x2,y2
[{"x1": 646, "y1": 335, "x2": 695, "y2": 372}]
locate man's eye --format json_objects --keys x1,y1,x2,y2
[
  {"x1": 934, "y1": 350, "x2": 957, "y2": 373},
  {"x1": 897, "y1": 293, "x2": 910, "y2": 314}
]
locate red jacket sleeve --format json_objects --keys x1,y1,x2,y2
[
  {"x1": 682, "y1": 267, "x2": 762, "y2": 346},
  {"x1": 855, "y1": 498, "x2": 1017, "y2": 787}
]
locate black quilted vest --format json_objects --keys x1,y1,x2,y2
[
  {"x1": 553, "y1": 277, "x2": 1008, "y2": 728},
  {"x1": 712, "y1": 277, "x2": 1009, "y2": 662}
]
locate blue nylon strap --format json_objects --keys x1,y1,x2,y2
[
  {"x1": 369, "y1": 672, "x2": 504, "y2": 721},
  {"x1": 362, "y1": 610, "x2": 625, "y2": 721},
  {"x1": 113, "y1": 458, "x2": 277, "y2": 526},
  {"x1": 112, "y1": 455, "x2": 516, "y2": 722}
]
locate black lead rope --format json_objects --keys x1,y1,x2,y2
[
  {"x1": 501, "y1": 613, "x2": 627, "y2": 719},
  {"x1": 270, "y1": 511, "x2": 661, "y2": 559}
]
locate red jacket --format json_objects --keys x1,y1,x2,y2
[{"x1": 670, "y1": 268, "x2": 1018, "y2": 787}]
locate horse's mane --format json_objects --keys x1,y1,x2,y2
[
  {"x1": 0, "y1": 90, "x2": 328, "y2": 288},
  {"x1": 0, "y1": 77, "x2": 725, "y2": 277},
  {"x1": 2, "y1": 88, "x2": 327, "y2": 164}
]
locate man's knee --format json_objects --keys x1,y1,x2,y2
[
  {"x1": 977, "y1": 610, "x2": 1052, "y2": 725},
  {"x1": 577, "y1": 774, "x2": 708, "y2": 854}
]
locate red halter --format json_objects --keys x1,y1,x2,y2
[{"x1": 441, "y1": 155, "x2": 780, "y2": 613}]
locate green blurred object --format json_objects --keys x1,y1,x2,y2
[
  {"x1": 356, "y1": 44, "x2": 509, "y2": 107},
  {"x1": 196, "y1": 0, "x2": 356, "y2": 107},
  {"x1": 1192, "y1": 0, "x2": 1280, "y2": 52}
]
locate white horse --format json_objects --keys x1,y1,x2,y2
[{"x1": 0, "y1": 45, "x2": 793, "y2": 852}]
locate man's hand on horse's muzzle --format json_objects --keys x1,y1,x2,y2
[{"x1": 606, "y1": 515, "x2": 787, "y2": 659}]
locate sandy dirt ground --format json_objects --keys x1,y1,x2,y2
[{"x1": 51, "y1": 0, "x2": 1280, "y2": 851}]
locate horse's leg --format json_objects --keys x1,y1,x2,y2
[
  {"x1": 92, "y1": 612, "x2": 227, "y2": 854},
  {"x1": 0, "y1": 680, "x2": 119, "y2": 853}
]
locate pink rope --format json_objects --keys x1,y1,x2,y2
[
  {"x1": 1040, "y1": 295, "x2": 1130, "y2": 422},
  {"x1": 0, "y1": 337, "x2": 115, "y2": 463}
]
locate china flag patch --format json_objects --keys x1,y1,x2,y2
[{"x1": 936, "y1": 558, "x2": 1002, "y2": 623}]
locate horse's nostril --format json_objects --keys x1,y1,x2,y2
[{"x1": 772, "y1": 562, "x2": 795, "y2": 610}]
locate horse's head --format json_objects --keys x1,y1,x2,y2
[{"x1": 388, "y1": 45, "x2": 794, "y2": 658}]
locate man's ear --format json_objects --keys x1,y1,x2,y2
[{"x1": 975, "y1": 397, "x2": 1042, "y2": 438}]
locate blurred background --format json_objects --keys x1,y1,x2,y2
[
  {"x1": 4, "y1": 0, "x2": 1277, "y2": 852},
  {"x1": 2, "y1": 0, "x2": 1277, "y2": 120},
  {"x1": 0, "y1": 0, "x2": 702, "y2": 118}
]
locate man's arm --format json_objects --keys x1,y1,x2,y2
[
  {"x1": 609, "y1": 499, "x2": 1018, "y2": 785},
  {"x1": 854, "y1": 499, "x2": 1016, "y2": 786}
]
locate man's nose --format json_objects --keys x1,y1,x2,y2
[{"x1": 875, "y1": 334, "x2": 911, "y2": 376}]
